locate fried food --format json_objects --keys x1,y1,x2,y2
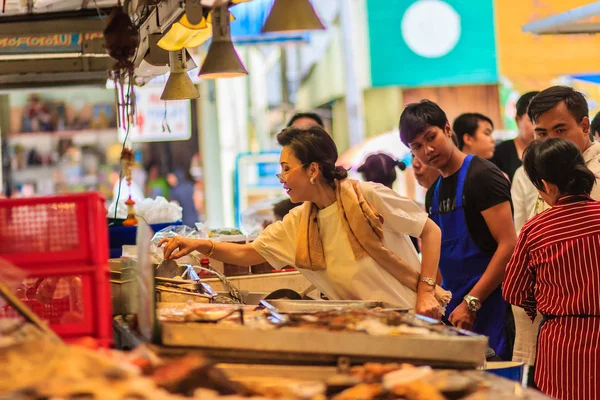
[
  {"x1": 332, "y1": 383, "x2": 383, "y2": 400},
  {"x1": 391, "y1": 380, "x2": 446, "y2": 400}
]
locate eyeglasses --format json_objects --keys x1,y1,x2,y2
[{"x1": 276, "y1": 164, "x2": 306, "y2": 182}]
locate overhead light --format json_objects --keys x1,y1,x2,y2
[
  {"x1": 199, "y1": 6, "x2": 248, "y2": 79},
  {"x1": 261, "y1": 0, "x2": 325, "y2": 33},
  {"x1": 161, "y1": 49, "x2": 200, "y2": 100}
]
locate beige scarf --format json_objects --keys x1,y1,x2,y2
[{"x1": 295, "y1": 179, "x2": 423, "y2": 295}]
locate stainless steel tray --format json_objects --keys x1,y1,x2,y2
[
  {"x1": 215, "y1": 364, "x2": 552, "y2": 399},
  {"x1": 260, "y1": 299, "x2": 388, "y2": 313},
  {"x1": 160, "y1": 322, "x2": 488, "y2": 368}
]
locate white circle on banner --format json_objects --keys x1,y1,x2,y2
[{"x1": 401, "y1": 0, "x2": 461, "y2": 58}]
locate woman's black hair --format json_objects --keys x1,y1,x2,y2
[
  {"x1": 276, "y1": 126, "x2": 348, "y2": 187},
  {"x1": 273, "y1": 198, "x2": 301, "y2": 220},
  {"x1": 523, "y1": 138, "x2": 596, "y2": 196},
  {"x1": 357, "y1": 153, "x2": 405, "y2": 188},
  {"x1": 286, "y1": 112, "x2": 324, "y2": 128}
]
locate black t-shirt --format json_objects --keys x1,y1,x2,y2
[
  {"x1": 425, "y1": 157, "x2": 512, "y2": 253},
  {"x1": 491, "y1": 140, "x2": 521, "y2": 182}
]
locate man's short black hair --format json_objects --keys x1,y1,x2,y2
[
  {"x1": 452, "y1": 113, "x2": 494, "y2": 150},
  {"x1": 286, "y1": 112, "x2": 324, "y2": 128},
  {"x1": 527, "y1": 86, "x2": 588, "y2": 124},
  {"x1": 515, "y1": 91, "x2": 539, "y2": 118},
  {"x1": 591, "y1": 111, "x2": 600, "y2": 138},
  {"x1": 399, "y1": 100, "x2": 448, "y2": 146},
  {"x1": 273, "y1": 198, "x2": 300, "y2": 220}
]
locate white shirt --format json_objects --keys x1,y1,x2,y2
[
  {"x1": 530, "y1": 141, "x2": 600, "y2": 217},
  {"x1": 511, "y1": 166, "x2": 538, "y2": 233},
  {"x1": 252, "y1": 182, "x2": 428, "y2": 308}
]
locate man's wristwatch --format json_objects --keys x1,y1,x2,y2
[
  {"x1": 419, "y1": 276, "x2": 436, "y2": 287},
  {"x1": 463, "y1": 295, "x2": 482, "y2": 312}
]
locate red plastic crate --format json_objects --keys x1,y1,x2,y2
[
  {"x1": 0, "y1": 193, "x2": 107, "y2": 268},
  {"x1": 0, "y1": 193, "x2": 112, "y2": 347}
]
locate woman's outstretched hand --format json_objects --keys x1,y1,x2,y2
[{"x1": 158, "y1": 237, "x2": 199, "y2": 260}]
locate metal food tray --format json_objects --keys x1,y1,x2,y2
[
  {"x1": 214, "y1": 364, "x2": 552, "y2": 399},
  {"x1": 260, "y1": 299, "x2": 391, "y2": 313},
  {"x1": 160, "y1": 322, "x2": 488, "y2": 368}
]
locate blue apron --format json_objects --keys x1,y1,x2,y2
[{"x1": 430, "y1": 155, "x2": 510, "y2": 360}]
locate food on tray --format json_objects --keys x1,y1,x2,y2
[
  {"x1": 349, "y1": 363, "x2": 408, "y2": 383},
  {"x1": 152, "y1": 355, "x2": 243, "y2": 396},
  {"x1": 236, "y1": 377, "x2": 326, "y2": 399},
  {"x1": 210, "y1": 227, "x2": 244, "y2": 236},
  {"x1": 391, "y1": 380, "x2": 446, "y2": 400},
  {"x1": 277, "y1": 309, "x2": 461, "y2": 337},
  {"x1": 382, "y1": 366, "x2": 434, "y2": 389},
  {"x1": 157, "y1": 303, "x2": 270, "y2": 327},
  {"x1": 424, "y1": 369, "x2": 480, "y2": 397},
  {"x1": 332, "y1": 383, "x2": 383, "y2": 400}
]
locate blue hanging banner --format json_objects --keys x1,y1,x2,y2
[
  {"x1": 230, "y1": 0, "x2": 310, "y2": 45},
  {"x1": 0, "y1": 33, "x2": 103, "y2": 55}
]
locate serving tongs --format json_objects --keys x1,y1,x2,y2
[
  {"x1": 0, "y1": 282, "x2": 63, "y2": 343},
  {"x1": 258, "y1": 300, "x2": 289, "y2": 325}
]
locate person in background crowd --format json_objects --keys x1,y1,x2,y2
[
  {"x1": 508, "y1": 92, "x2": 540, "y2": 233},
  {"x1": 161, "y1": 126, "x2": 450, "y2": 318},
  {"x1": 408, "y1": 154, "x2": 441, "y2": 254},
  {"x1": 167, "y1": 167, "x2": 199, "y2": 228},
  {"x1": 504, "y1": 138, "x2": 600, "y2": 400},
  {"x1": 145, "y1": 162, "x2": 170, "y2": 199},
  {"x1": 591, "y1": 110, "x2": 600, "y2": 142},
  {"x1": 492, "y1": 91, "x2": 539, "y2": 182},
  {"x1": 505, "y1": 97, "x2": 543, "y2": 386},
  {"x1": 357, "y1": 153, "x2": 418, "y2": 253},
  {"x1": 287, "y1": 112, "x2": 324, "y2": 129},
  {"x1": 400, "y1": 100, "x2": 516, "y2": 360},
  {"x1": 357, "y1": 153, "x2": 406, "y2": 189},
  {"x1": 453, "y1": 113, "x2": 496, "y2": 160},
  {"x1": 411, "y1": 153, "x2": 440, "y2": 190},
  {"x1": 273, "y1": 198, "x2": 301, "y2": 222},
  {"x1": 528, "y1": 86, "x2": 600, "y2": 216}
]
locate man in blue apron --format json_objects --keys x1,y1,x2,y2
[{"x1": 399, "y1": 100, "x2": 517, "y2": 360}]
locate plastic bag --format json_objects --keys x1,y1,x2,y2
[
  {"x1": 150, "y1": 225, "x2": 203, "y2": 264},
  {"x1": 107, "y1": 196, "x2": 183, "y2": 225},
  {"x1": 240, "y1": 196, "x2": 286, "y2": 234},
  {"x1": 0, "y1": 258, "x2": 27, "y2": 308}
]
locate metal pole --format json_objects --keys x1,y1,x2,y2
[
  {"x1": 523, "y1": 1, "x2": 600, "y2": 34},
  {"x1": 340, "y1": 0, "x2": 366, "y2": 147}
]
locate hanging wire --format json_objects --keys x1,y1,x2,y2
[
  {"x1": 162, "y1": 101, "x2": 172, "y2": 134},
  {"x1": 111, "y1": 77, "x2": 135, "y2": 223}
]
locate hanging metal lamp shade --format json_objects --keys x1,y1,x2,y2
[
  {"x1": 261, "y1": 0, "x2": 325, "y2": 33},
  {"x1": 198, "y1": 6, "x2": 248, "y2": 79},
  {"x1": 161, "y1": 49, "x2": 200, "y2": 100}
]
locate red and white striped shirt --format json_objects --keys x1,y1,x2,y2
[{"x1": 503, "y1": 196, "x2": 600, "y2": 400}]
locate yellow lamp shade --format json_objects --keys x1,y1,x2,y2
[{"x1": 157, "y1": 22, "x2": 213, "y2": 51}]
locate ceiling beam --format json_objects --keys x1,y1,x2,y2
[
  {"x1": 0, "y1": 57, "x2": 113, "y2": 74},
  {"x1": 523, "y1": 22, "x2": 600, "y2": 35},
  {"x1": 523, "y1": 1, "x2": 600, "y2": 35},
  {"x1": 0, "y1": 16, "x2": 106, "y2": 36}
]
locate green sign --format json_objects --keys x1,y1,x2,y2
[{"x1": 366, "y1": 0, "x2": 498, "y2": 87}]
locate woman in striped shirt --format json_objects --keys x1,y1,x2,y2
[{"x1": 503, "y1": 138, "x2": 600, "y2": 400}]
